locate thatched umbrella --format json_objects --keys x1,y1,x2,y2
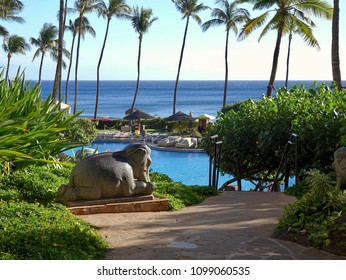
[
  {"x1": 165, "y1": 111, "x2": 195, "y2": 122},
  {"x1": 165, "y1": 111, "x2": 195, "y2": 134},
  {"x1": 124, "y1": 109, "x2": 154, "y2": 132}
]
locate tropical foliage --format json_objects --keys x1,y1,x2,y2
[
  {"x1": 0, "y1": 0, "x2": 24, "y2": 39},
  {"x1": 278, "y1": 169, "x2": 346, "y2": 250},
  {"x1": 237, "y1": 0, "x2": 333, "y2": 97},
  {"x1": 171, "y1": 0, "x2": 209, "y2": 114},
  {"x1": 129, "y1": 6, "x2": 158, "y2": 114},
  {"x1": 69, "y1": 0, "x2": 98, "y2": 114},
  {"x1": 202, "y1": 83, "x2": 346, "y2": 188},
  {"x1": 0, "y1": 165, "x2": 107, "y2": 260},
  {"x1": 2, "y1": 34, "x2": 30, "y2": 80},
  {"x1": 94, "y1": 0, "x2": 131, "y2": 119},
  {"x1": 0, "y1": 70, "x2": 81, "y2": 174},
  {"x1": 202, "y1": 0, "x2": 249, "y2": 107},
  {"x1": 29, "y1": 23, "x2": 66, "y2": 84}
]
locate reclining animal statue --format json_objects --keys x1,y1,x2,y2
[
  {"x1": 57, "y1": 144, "x2": 155, "y2": 204},
  {"x1": 333, "y1": 147, "x2": 346, "y2": 190}
]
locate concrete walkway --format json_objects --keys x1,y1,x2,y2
[{"x1": 80, "y1": 192, "x2": 346, "y2": 260}]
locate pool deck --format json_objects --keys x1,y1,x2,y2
[
  {"x1": 94, "y1": 132, "x2": 205, "y2": 153},
  {"x1": 79, "y1": 191, "x2": 346, "y2": 260}
]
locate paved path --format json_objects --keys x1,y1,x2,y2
[{"x1": 80, "y1": 192, "x2": 345, "y2": 260}]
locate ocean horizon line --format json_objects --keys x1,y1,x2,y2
[{"x1": 37, "y1": 79, "x2": 336, "y2": 82}]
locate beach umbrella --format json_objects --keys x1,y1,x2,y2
[
  {"x1": 165, "y1": 111, "x2": 195, "y2": 134},
  {"x1": 195, "y1": 113, "x2": 215, "y2": 120},
  {"x1": 124, "y1": 109, "x2": 154, "y2": 132},
  {"x1": 125, "y1": 107, "x2": 139, "y2": 115},
  {"x1": 165, "y1": 111, "x2": 195, "y2": 122}
]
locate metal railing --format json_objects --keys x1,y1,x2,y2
[{"x1": 209, "y1": 135, "x2": 223, "y2": 189}]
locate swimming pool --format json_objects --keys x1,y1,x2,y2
[{"x1": 78, "y1": 142, "x2": 253, "y2": 190}]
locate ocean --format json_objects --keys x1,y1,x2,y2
[{"x1": 38, "y1": 80, "x2": 331, "y2": 119}]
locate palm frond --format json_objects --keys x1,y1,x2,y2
[{"x1": 238, "y1": 12, "x2": 269, "y2": 41}]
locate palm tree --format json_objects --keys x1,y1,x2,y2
[
  {"x1": 2, "y1": 34, "x2": 30, "y2": 80},
  {"x1": 0, "y1": 0, "x2": 24, "y2": 33},
  {"x1": 64, "y1": 17, "x2": 95, "y2": 105},
  {"x1": 0, "y1": 0, "x2": 24, "y2": 61},
  {"x1": 70, "y1": 0, "x2": 98, "y2": 114},
  {"x1": 52, "y1": 0, "x2": 66, "y2": 102},
  {"x1": 331, "y1": 0, "x2": 342, "y2": 90},
  {"x1": 30, "y1": 23, "x2": 59, "y2": 84},
  {"x1": 0, "y1": 26, "x2": 8, "y2": 37},
  {"x1": 202, "y1": 0, "x2": 249, "y2": 108},
  {"x1": 129, "y1": 6, "x2": 158, "y2": 115},
  {"x1": 238, "y1": 0, "x2": 332, "y2": 97},
  {"x1": 94, "y1": 0, "x2": 131, "y2": 119},
  {"x1": 171, "y1": 0, "x2": 209, "y2": 114},
  {"x1": 284, "y1": 13, "x2": 320, "y2": 88}
]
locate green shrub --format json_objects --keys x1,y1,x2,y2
[
  {"x1": 202, "y1": 83, "x2": 346, "y2": 185},
  {"x1": 278, "y1": 170, "x2": 346, "y2": 248},
  {"x1": 0, "y1": 202, "x2": 107, "y2": 260},
  {"x1": 0, "y1": 165, "x2": 72, "y2": 204},
  {"x1": 151, "y1": 172, "x2": 218, "y2": 210},
  {"x1": 63, "y1": 118, "x2": 98, "y2": 145}
]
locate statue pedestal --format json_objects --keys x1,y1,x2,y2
[{"x1": 66, "y1": 195, "x2": 169, "y2": 215}]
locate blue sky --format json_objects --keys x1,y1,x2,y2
[{"x1": 1, "y1": 0, "x2": 345, "y2": 81}]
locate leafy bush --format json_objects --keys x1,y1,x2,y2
[
  {"x1": 0, "y1": 202, "x2": 107, "y2": 260},
  {"x1": 0, "y1": 165, "x2": 107, "y2": 259},
  {"x1": 63, "y1": 118, "x2": 98, "y2": 145},
  {"x1": 202, "y1": 83, "x2": 346, "y2": 185},
  {"x1": 151, "y1": 172, "x2": 218, "y2": 210},
  {"x1": 0, "y1": 165, "x2": 72, "y2": 203},
  {"x1": 278, "y1": 170, "x2": 346, "y2": 248},
  {"x1": 0, "y1": 70, "x2": 83, "y2": 174}
]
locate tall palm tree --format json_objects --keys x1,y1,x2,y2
[
  {"x1": 64, "y1": 17, "x2": 95, "y2": 105},
  {"x1": 202, "y1": 0, "x2": 249, "y2": 108},
  {"x1": 30, "y1": 23, "x2": 59, "y2": 84},
  {"x1": 331, "y1": 0, "x2": 342, "y2": 90},
  {"x1": 0, "y1": 0, "x2": 24, "y2": 31},
  {"x1": 129, "y1": 6, "x2": 158, "y2": 115},
  {"x1": 70, "y1": 0, "x2": 98, "y2": 114},
  {"x1": 94, "y1": 0, "x2": 131, "y2": 119},
  {"x1": 284, "y1": 13, "x2": 320, "y2": 88},
  {"x1": 238, "y1": 0, "x2": 332, "y2": 97},
  {"x1": 52, "y1": 0, "x2": 66, "y2": 102},
  {"x1": 2, "y1": 34, "x2": 30, "y2": 80},
  {"x1": 0, "y1": 0, "x2": 24, "y2": 61},
  {"x1": 171, "y1": 0, "x2": 209, "y2": 114}
]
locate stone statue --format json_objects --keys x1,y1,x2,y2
[
  {"x1": 57, "y1": 144, "x2": 155, "y2": 204},
  {"x1": 333, "y1": 147, "x2": 346, "y2": 190}
]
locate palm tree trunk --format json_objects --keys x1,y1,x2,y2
[
  {"x1": 59, "y1": 0, "x2": 68, "y2": 103},
  {"x1": 173, "y1": 16, "x2": 190, "y2": 114},
  {"x1": 223, "y1": 30, "x2": 230, "y2": 108},
  {"x1": 5, "y1": 54, "x2": 11, "y2": 81},
  {"x1": 266, "y1": 23, "x2": 284, "y2": 97},
  {"x1": 131, "y1": 35, "x2": 142, "y2": 113},
  {"x1": 74, "y1": 21, "x2": 83, "y2": 114},
  {"x1": 285, "y1": 32, "x2": 293, "y2": 89},
  {"x1": 52, "y1": 0, "x2": 64, "y2": 102},
  {"x1": 65, "y1": 35, "x2": 75, "y2": 104},
  {"x1": 332, "y1": 0, "x2": 342, "y2": 90},
  {"x1": 38, "y1": 52, "x2": 44, "y2": 85},
  {"x1": 94, "y1": 18, "x2": 110, "y2": 119}
]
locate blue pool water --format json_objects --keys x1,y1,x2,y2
[{"x1": 75, "y1": 142, "x2": 253, "y2": 190}]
